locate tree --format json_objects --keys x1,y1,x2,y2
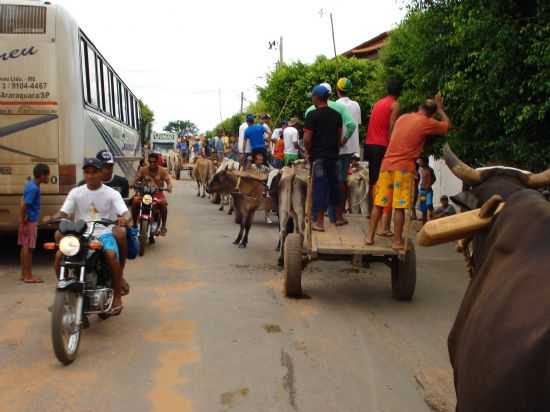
[
  {"x1": 379, "y1": 0, "x2": 550, "y2": 170},
  {"x1": 139, "y1": 100, "x2": 155, "y2": 145},
  {"x1": 163, "y1": 120, "x2": 199, "y2": 137}
]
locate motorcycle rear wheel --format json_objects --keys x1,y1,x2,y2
[
  {"x1": 139, "y1": 221, "x2": 149, "y2": 256},
  {"x1": 51, "y1": 290, "x2": 81, "y2": 365}
]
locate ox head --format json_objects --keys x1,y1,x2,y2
[
  {"x1": 206, "y1": 169, "x2": 236, "y2": 194},
  {"x1": 443, "y1": 144, "x2": 550, "y2": 211}
]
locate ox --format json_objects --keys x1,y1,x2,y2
[
  {"x1": 192, "y1": 157, "x2": 215, "y2": 198},
  {"x1": 212, "y1": 158, "x2": 240, "y2": 213},
  {"x1": 271, "y1": 164, "x2": 308, "y2": 265},
  {"x1": 347, "y1": 163, "x2": 369, "y2": 216},
  {"x1": 230, "y1": 172, "x2": 273, "y2": 248},
  {"x1": 420, "y1": 144, "x2": 550, "y2": 412}
]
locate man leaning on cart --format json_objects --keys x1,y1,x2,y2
[{"x1": 366, "y1": 94, "x2": 451, "y2": 251}]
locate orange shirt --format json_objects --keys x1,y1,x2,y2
[
  {"x1": 273, "y1": 139, "x2": 285, "y2": 160},
  {"x1": 381, "y1": 112, "x2": 449, "y2": 173}
]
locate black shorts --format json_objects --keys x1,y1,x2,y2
[{"x1": 364, "y1": 144, "x2": 387, "y2": 184}]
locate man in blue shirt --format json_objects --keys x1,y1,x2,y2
[
  {"x1": 244, "y1": 115, "x2": 268, "y2": 164},
  {"x1": 215, "y1": 136, "x2": 225, "y2": 162},
  {"x1": 19, "y1": 163, "x2": 50, "y2": 283}
]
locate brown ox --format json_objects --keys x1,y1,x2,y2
[
  {"x1": 418, "y1": 144, "x2": 550, "y2": 412},
  {"x1": 192, "y1": 157, "x2": 215, "y2": 198}
]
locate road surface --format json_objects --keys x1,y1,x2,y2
[{"x1": 0, "y1": 178, "x2": 467, "y2": 412}]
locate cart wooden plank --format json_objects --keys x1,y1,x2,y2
[{"x1": 311, "y1": 214, "x2": 398, "y2": 256}]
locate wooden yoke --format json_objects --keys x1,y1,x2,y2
[{"x1": 417, "y1": 202, "x2": 505, "y2": 247}]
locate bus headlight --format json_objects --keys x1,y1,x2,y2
[
  {"x1": 142, "y1": 194, "x2": 153, "y2": 205},
  {"x1": 59, "y1": 236, "x2": 81, "y2": 257}
]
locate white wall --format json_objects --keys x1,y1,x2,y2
[{"x1": 429, "y1": 156, "x2": 463, "y2": 208}]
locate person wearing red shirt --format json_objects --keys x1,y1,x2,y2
[
  {"x1": 366, "y1": 95, "x2": 451, "y2": 250},
  {"x1": 365, "y1": 80, "x2": 402, "y2": 217}
]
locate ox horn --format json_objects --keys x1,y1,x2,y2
[
  {"x1": 442, "y1": 144, "x2": 482, "y2": 186},
  {"x1": 526, "y1": 169, "x2": 550, "y2": 189}
]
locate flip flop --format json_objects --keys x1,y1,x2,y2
[
  {"x1": 392, "y1": 244, "x2": 405, "y2": 252},
  {"x1": 335, "y1": 220, "x2": 349, "y2": 227},
  {"x1": 23, "y1": 277, "x2": 43, "y2": 284},
  {"x1": 312, "y1": 225, "x2": 325, "y2": 232},
  {"x1": 160, "y1": 227, "x2": 168, "y2": 237},
  {"x1": 376, "y1": 231, "x2": 394, "y2": 237},
  {"x1": 109, "y1": 304, "x2": 124, "y2": 316},
  {"x1": 365, "y1": 240, "x2": 375, "y2": 246}
]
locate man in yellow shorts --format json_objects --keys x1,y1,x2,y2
[{"x1": 366, "y1": 95, "x2": 450, "y2": 250}]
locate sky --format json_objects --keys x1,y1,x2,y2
[{"x1": 55, "y1": 0, "x2": 407, "y2": 133}]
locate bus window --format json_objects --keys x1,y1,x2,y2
[
  {"x1": 80, "y1": 39, "x2": 90, "y2": 104},
  {"x1": 123, "y1": 89, "x2": 129, "y2": 126},
  {"x1": 129, "y1": 95, "x2": 135, "y2": 128},
  {"x1": 112, "y1": 75, "x2": 119, "y2": 119},
  {"x1": 102, "y1": 63, "x2": 111, "y2": 115},
  {"x1": 120, "y1": 83, "x2": 126, "y2": 124},
  {"x1": 87, "y1": 47, "x2": 98, "y2": 107}
]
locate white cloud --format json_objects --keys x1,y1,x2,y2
[{"x1": 54, "y1": 0, "x2": 405, "y2": 132}]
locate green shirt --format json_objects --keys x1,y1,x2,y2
[{"x1": 305, "y1": 100, "x2": 357, "y2": 141}]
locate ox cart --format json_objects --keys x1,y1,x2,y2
[{"x1": 283, "y1": 177, "x2": 417, "y2": 301}]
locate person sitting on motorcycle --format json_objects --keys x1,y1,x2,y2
[
  {"x1": 77, "y1": 150, "x2": 131, "y2": 296},
  {"x1": 131, "y1": 152, "x2": 173, "y2": 235},
  {"x1": 47, "y1": 158, "x2": 130, "y2": 315}
]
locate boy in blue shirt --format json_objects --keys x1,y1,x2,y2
[{"x1": 19, "y1": 163, "x2": 50, "y2": 283}]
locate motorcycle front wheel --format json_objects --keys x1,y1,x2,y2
[
  {"x1": 139, "y1": 220, "x2": 149, "y2": 256},
  {"x1": 51, "y1": 290, "x2": 81, "y2": 365}
]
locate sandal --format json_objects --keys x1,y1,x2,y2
[
  {"x1": 109, "y1": 304, "x2": 124, "y2": 316},
  {"x1": 312, "y1": 224, "x2": 325, "y2": 232},
  {"x1": 335, "y1": 219, "x2": 349, "y2": 227},
  {"x1": 365, "y1": 239, "x2": 375, "y2": 246},
  {"x1": 160, "y1": 227, "x2": 167, "y2": 236},
  {"x1": 376, "y1": 231, "x2": 394, "y2": 237},
  {"x1": 23, "y1": 277, "x2": 43, "y2": 284},
  {"x1": 392, "y1": 244, "x2": 405, "y2": 252}
]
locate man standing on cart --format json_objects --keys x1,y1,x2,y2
[
  {"x1": 303, "y1": 84, "x2": 344, "y2": 232},
  {"x1": 366, "y1": 95, "x2": 451, "y2": 250}
]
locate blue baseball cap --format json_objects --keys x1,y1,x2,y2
[
  {"x1": 246, "y1": 114, "x2": 256, "y2": 122},
  {"x1": 311, "y1": 84, "x2": 330, "y2": 99}
]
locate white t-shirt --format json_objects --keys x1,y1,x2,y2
[
  {"x1": 283, "y1": 126, "x2": 299, "y2": 155},
  {"x1": 61, "y1": 184, "x2": 128, "y2": 237},
  {"x1": 238, "y1": 122, "x2": 251, "y2": 154},
  {"x1": 337, "y1": 97, "x2": 362, "y2": 155}
]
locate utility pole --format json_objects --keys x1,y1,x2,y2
[
  {"x1": 240, "y1": 91, "x2": 244, "y2": 114},
  {"x1": 330, "y1": 13, "x2": 339, "y2": 80},
  {"x1": 279, "y1": 35, "x2": 284, "y2": 66},
  {"x1": 218, "y1": 88, "x2": 223, "y2": 123}
]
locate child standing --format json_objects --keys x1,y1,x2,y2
[{"x1": 19, "y1": 163, "x2": 50, "y2": 283}]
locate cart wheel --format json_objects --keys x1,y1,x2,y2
[
  {"x1": 284, "y1": 233, "x2": 303, "y2": 298},
  {"x1": 391, "y1": 239, "x2": 416, "y2": 301}
]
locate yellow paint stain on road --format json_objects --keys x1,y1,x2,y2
[
  {"x1": 148, "y1": 350, "x2": 200, "y2": 412},
  {"x1": 264, "y1": 275, "x2": 283, "y2": 293},
  {"x1": 151, "y1": 282, "x2": 205, "y2": 313},
  {"x1": 0, "y1": 319, "x2": 31, "y2": 346},
  {"x1": 145, "y1": 320, "x2": 196, "y2": 344},
  {"x1": 161, "y1": 257, "x2": 195, "y2": 271},
  {"x1": 155, "y1": 282, "x2": 205, "y2": 296}
]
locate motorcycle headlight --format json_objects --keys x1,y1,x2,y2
[
  {"x1": 142, "y1": 194, "x2": 153, "y2": 205},
  {"x1": 59, "y1": 235, "x2": 81, "y2": 257}
]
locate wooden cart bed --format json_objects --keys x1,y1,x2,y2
[{"x1": 310, "y1": 214, "x2": 399, "y2": 256}]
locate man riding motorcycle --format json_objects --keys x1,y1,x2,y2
[
  {"x1": 47, "y1": 158, "x2": 130, "y2": 315},
  {"x1": 78, "y1": 150, "x2": 131, "y2": 295},
  {"x1": 131, "y1": 152, "x2": 173, "y2": 235}
]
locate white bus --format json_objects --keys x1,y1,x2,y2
[
  {"x1": 151, "y1": 131, "x2": 177, "y2": 156},
  {"x1": 0, "y1": 0, "x2": 142, "y2": 231}
]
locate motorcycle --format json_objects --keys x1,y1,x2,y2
[
  {"x1": 134, "y1": 183, "x2": 168, "y2": 256},
  {"x1": 44, "y1": 219, "x2": 119, "y2": 365}
]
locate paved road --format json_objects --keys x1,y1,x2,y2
[{"x1": 0, "y1": 179, "x2": 467, "y2": 412}]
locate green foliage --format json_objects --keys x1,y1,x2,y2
[
  {"x1": 138, "y1": 100, "x2": 154, "y2": 145},
  {"x1": 163, "y1": 120, "x2": 199, "y2": 137},
  {"x1": 258, "y1": 56, "x2": 381, "y2": 130},
  {"x1": 211, "y1": 113, "x2": 244, "y2": 137},
  {"x1": 382, "y1": 0, "x2": 550, "y2": 170}
]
